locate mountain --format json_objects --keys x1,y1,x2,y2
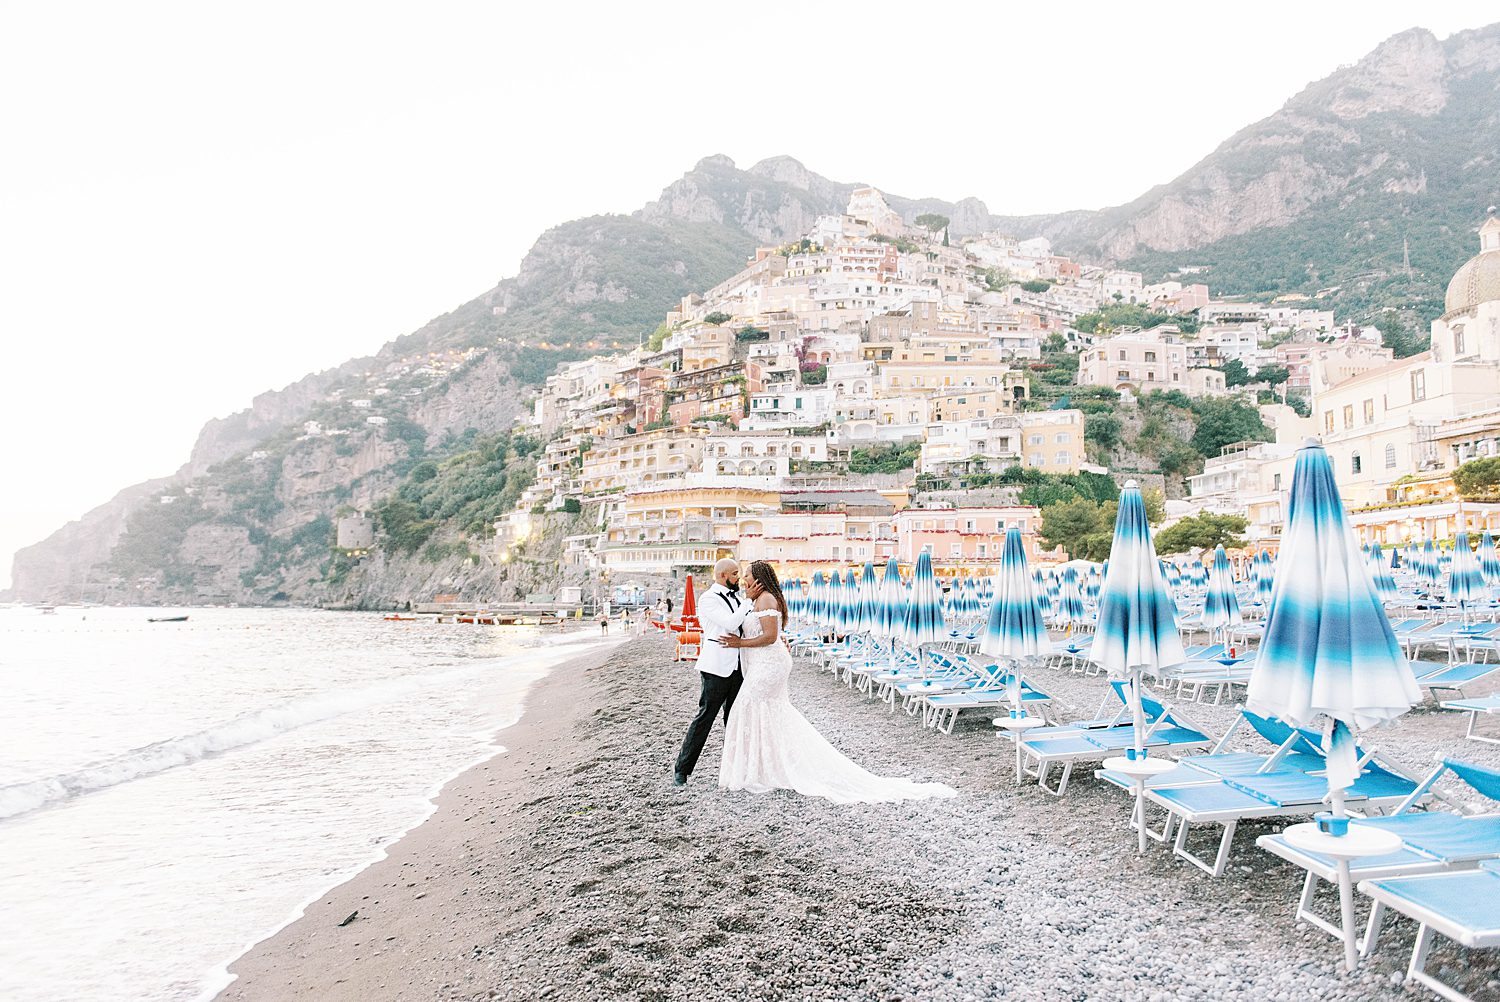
[
  {"x1": 7, "y1": 155, "x2": 991, "y2": 606},
  {"x1": 998, "y1": 24, "x2": 1500, "y2": 321},
  {"x1": 10, "y1": 22, "x2": 1500, "y2": 605}
]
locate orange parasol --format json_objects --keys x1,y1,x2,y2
[{"x1": 680, "y1": 574, "x2": 699, "y2": 628}]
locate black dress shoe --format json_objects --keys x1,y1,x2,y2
[{"x1": 673, "y1": 771, "x2": 688, "y2": 786}]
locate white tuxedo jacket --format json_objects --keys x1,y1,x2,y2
[{"x1": 695, "y1": 583, "x2": 752, "y2": 677}]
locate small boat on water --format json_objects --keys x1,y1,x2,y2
[
  {"x1": 383, "y1": 614, "x2": 418, "y2": 622},
  {"x1": 39, "y1": 606, "x2": 57, "y2": 615},
  {"x1": 147, "y1": 615, "x2": 189, "y2": 623}
]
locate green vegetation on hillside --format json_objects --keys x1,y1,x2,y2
[
  {"x1": 1039, "y1": 489, "x2": 1165, "y2": 560},
  {"x1": 848, "y1": 441, "x2": 921, "y2": 474},
  {"x1": 376, "y1": 431, "x2": 539, "y2": 555},
  {"x1": 1155, "y1": 513, "x2": 1249, "y2": 554}
]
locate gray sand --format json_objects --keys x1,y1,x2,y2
[{"x1": 219, "y1": 634, "x2": 1500, "y2": 1000}]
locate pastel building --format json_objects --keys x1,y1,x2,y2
[{"x1": 893, "y1": 506, "x2": 1062, "y2": 571}]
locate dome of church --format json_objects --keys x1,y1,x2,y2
[{"x1": 1445, "y1": 217, "x2": 1500, "y2": 314}]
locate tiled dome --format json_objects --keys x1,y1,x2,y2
[{"x1": 1445, "y1": 218, "x2": 1500, "y2": 315}]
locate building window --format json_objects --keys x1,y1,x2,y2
[
  {"x1": 1324, "y1": 411, "x2": 1335, "y2": 433},
  {"x1": 1118, "y1": 370, "x2": 1130, "y2": 380},
  {"x1": 1029, "y1": 434, "x2": 1043, "y2": 445},
  {"x1": 1145, "y1": 351, "x2": 1157, "y2": 363},
  {"x1": 1385, "y1": 443, "x2": 1397, "y2": 468},
  {"x1": 1455, "y1": 329, "x2": 1466, "y2": 356},
  {"x1": 1351, "y1": 453, "x2": 1362, "y2": 475},
  {"x1": 1411, "y1": 370, "x2": 1425, "y2": 401},
  {"x1": 1055, "y1": 451, "x2": 1070, "y2": 465},
  {"x1": 1055, "y1": 432, "x2": 1070, "y2": 443},
  {"x1": 1363, "y1": 399, "x2": 1375, "y2": 424},
  {"x1": 1118, "y1": 350, "x2": 1127, "y2": 361},
  {"x1": 1343, "y1": 405, "x2": 1354, "y2": 430}
]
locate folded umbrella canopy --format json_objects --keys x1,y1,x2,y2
[
  {"x1": 1420, "y1": 539, "x2": 1442, "y2": 596},
  {"x1": 901, "y1": 550, "x2": 946, "y2": 658},
  {"x1": 1366, "y1": 543, "x2": 1398, "y2": 606},
  {"x1": 1247, "y1": 440, "x2": 1420, "y2": 812},
  {"x1": 1449, "y1": 531, "x2": 1486, "y2": 621},
  {"x1": 1090, "y1": 481, "x2": 1185, "y2": 757},
  {"x1": 981, "y1": 528, "x2": 1047, "y2": 713},
  {"x1": 1253, "y1": 549, "x2": 1276, "y2": 607},
  {"x1": 807, "y1": 571, "x2": 828, "y2": 630},
  {"x1": 1202, "y1": 544, "x2": 1242, "y2": 639},
  {"x1": 1481, "y1": 530, "x2": 1500, "y2": 589},
  {"x1": 874, "y1": 557, "x2": 904, "y2": 642},
  {"x1": 1054, "y1": 566, "x2": 1086, "y2": 629}
]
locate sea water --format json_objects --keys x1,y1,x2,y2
[{"x1": 0, "y1": 606, "x2": 609, "y2": 1002}]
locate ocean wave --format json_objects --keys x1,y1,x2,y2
[{"x1": 0, "y1": 666, "x2": 491, "y2": 823}]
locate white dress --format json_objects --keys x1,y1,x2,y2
[{"x1": 718, "y1": 609, "x2": 956, "y2": 804}]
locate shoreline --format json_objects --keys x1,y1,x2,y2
[{"x1": 212, "y1": 639, "x2": 624, "y2": 1001}]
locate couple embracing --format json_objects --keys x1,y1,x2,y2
[{"x1": 673, "y1": 558, "x2": 954, "y2": 805}]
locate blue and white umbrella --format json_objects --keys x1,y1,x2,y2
[
  {"x1": 901, "y1": 550, "x2": 946, "y2": 652},
  {"x1": 850, "y1": 562, "x2": 879, "y2": 638},
  {"x1": 1090, "y1": 480, "x2": 1185, "y2": 764},
  {"x1": 1253, "y1": 549, "x2": 1276, "y2": 607},
  {"x1": 874, "y1": 558, "x2": 904, "y2": 641},
  {"x1": 1246, "y1": 440, "x2": 1420, "y2": 827},
  {"x1": 1202, "y1": 544, "x2": 1242, "y2": 638},
  {"x1": 808, "y1": 571, "x2": 828, "y2": 628},
  {"x1": 825, "y1": 569, "x2": 846, "y2": 633},
  {"x1": 1480, "y1": 531, "x2": 1500, "y2": 590},
  {"x1": 1420, "y1": 539, "x2": 1442, "y2": 596},
  {"x1": 1367, "y1": 544, "x2": 1398, "y2": 606},
  {"x1": 1449, "y1": 532, "x2": 1486, "y2": 621},
  {"x1": 981, "y1": 528, "x2": 1046, "y2": 662},
  {"x1": 1055, "y1": 566, "x2": 1086, "y2": 629}
]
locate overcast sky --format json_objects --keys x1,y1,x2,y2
[{"x1": 2, "y1": 2, "x2": 1495, "y2": 588}]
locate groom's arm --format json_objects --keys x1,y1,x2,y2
[{"x1": 699, "y1": 596, "x2": 750, "y2": 644}]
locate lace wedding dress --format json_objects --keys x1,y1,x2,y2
[{"x1": 719, "y1": 609, "x2": 956, "y2": 804}]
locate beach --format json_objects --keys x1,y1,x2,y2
[{"x1": 218, "y1": 633, "x2": 1500, "y2": 1001}]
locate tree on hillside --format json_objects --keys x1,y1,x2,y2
[
  {"x1": 1189, "y1": 397, "x2": 1270, "y2": 458},
  {"x1": 914, "y1": 213, "x2": 949, "y2": 232},
  {"x1": 1454, "y1": 457, "x2": 1500, "y2": 500},
  {"x1": 1084, "y1": 413, "x2": 1122, "y2": 454},
  {"x1": 1154, "y1": 513, "x2": 1248, "y2": 554},
  {"x1": 1143, "y1": 488, "x2": 1167, "y2": 526},
  {"x1": 1221, "y1": 358, "x2": 1252, "y2": 387},
  {"x1": 1040, "y1": 498, "x2": 1104, "y2": 559},
  {"x1": 1256, "y1": 364, "x2": 1290, "y2": 387},
  {"x1": 1376, "y1": 312, "x2": 1427, "y2": 359},
  {"x1": 703, "y1": 311, "x2": 732, "y2": 326}
]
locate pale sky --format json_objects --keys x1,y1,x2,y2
[{"x1": 2, "y1": 1, "x2": 1495, "y2": 588}]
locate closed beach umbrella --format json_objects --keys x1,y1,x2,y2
[
  {"x1": 1202, "y1": 544, "x2": 1242, "y2": 638},
  {"x1": 1481, "y1": 531, "x2": 1500, "y2": 589},
  {"x1": 1367, "y1": 544, "x2": 1397, "y2": 605},
  {"x1": 839, "y1": 568, "x2": 859, "y2": 634},
  {"x1": 1246, "y1": 440, "x2": 1420, "y2": 820},
  {"x1": 981, "y1": 527, "x2": 1047, "y2": 662},
  {"x1": 852, "y1": 562, "x2": 879, "y2": 638},
  {"x1": 1421, "y1": 539, "x2": 1442, "y2": 595},
  {"x1": 1055, "y1": 566, "x2": 1085, "y2": 629},
  {"x1": 1245, "y1": 440, "x2": 1420, "y2": 969},
  {"x1": 875, "y1": 557, "x2": 904, "y2": 641},
  {"x1": 784, "y1": 578, "x2": 803, "y2": 621},
  {"x1": 901, "y1": 550, "x2": 946, "y2": 650},
  {"x1": 808, "y1": 571, "x2": 828, "y2": 629},
  {"x1": 681, "y1": 574, "x2": 698, "y2": 625},
  {"x1": 1090, "y1": 481, "x2": 1185, "y2": 759},
  {"x1": 1254, "y1": 549, "x2": 1276, "y2": 607},
  {"x1": 1449, "y1": 532, "x2": 1486, "y2": 620},
  {"x1": 825, "y1": 570, "x2": 847, "y2": 633}
]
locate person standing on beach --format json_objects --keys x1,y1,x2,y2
[{"x1": 673, "y1": 558, "x2": 751, "y2": 786}]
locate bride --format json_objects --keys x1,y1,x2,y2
[{"x1": 716, "y1": 560, "x2": 956, "y2": 805}]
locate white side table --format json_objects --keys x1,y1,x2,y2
[
  {"x1": 1283, "y1": 821, "x2": 1403, "y2": 971},
  {"x1": 1102, "y1": 755, "x2": 1178, "y2": 854},
  {"x1": 994, "y1": 715, "x2": 1046, "y2": 784}
]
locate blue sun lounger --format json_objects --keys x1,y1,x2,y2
[
  {"x1": 1256, "y1": 757, "x2": 1500, "y2": 963},
  {"x1": 1414, "y1": 661, "x2": 1500, "y2": 699},
  {"x1": 1359, "y1": 861, "x2": 1500, "y2": 1002},
  {"x1": 1442, "y1": 693, "x2": 1500, "y2": 744},
  {"x1": 1020, "y1": 693, "x2": 1212, "y2": 796}
]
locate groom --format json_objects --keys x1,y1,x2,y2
[{"x1": 673, "y1": 557, "x2": 752, "y2": 785}]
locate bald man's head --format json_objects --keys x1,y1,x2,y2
[{"x1": 713, "y1": 558, "x2": 740, "y2": 587}]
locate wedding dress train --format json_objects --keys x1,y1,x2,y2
[{"x1": 718, "y1": 610, "x2": 956, "y2": 804}]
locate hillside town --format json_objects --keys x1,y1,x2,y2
[{"x1": 488, "y1": 188, "x2": 1500, "y2": 593}]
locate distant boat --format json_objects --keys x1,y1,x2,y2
[
  {"x1": 39, "y1": 606, "x2": 57, "y2": 615},
  {"x1": 147, "y1": 615, "x2": 189, "y2": 623},
  {"x1": 382, "y1": 614, "x2": 418, "y2": 622}
]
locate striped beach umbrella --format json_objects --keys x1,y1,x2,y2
[
  {"x1": 838, "y1": 568, "x2": 858, "y2": 634},
  {"x1": 1246, "y1": 442, "x2": 1420, "y2": 870},
  {"x1": 901, "y1": 550, "x2": 946, "y2": 649},
  {"x1": 1254, "y1": 549, "x2": 1275, "y2": 606},
  {"x1": 1481, "y1": 530, "x2": 1500, "y2": 587},
  {"x1": 981, "y1": 528, "x2": 1046, "y2": 662},
  {"x1": 1054, "y1": 566, "x2": 1085, "y2": 628},
  {"x1": 827, "y1": 569, "x2": 848, "y2": 633},
  {"x1": 1420, "y1": 539, "x2": 1442, "y2": 595},
  {"x1": 1367, "y1": 544, "x2": 1398, "y2": 606},
  {"x1": 1202, "y1": 544, "x2": 1242, "y2": 637},
  {"x1": 1449, "y1": 532, "x2": 1486, "y2": 621},
  {"x1": 807, "y1": 571, "x2": 828, "y2": 628},
  {"x1": 849, "y1": 563, "x2": 877, "y2": 637},
  {"x1": 1090, "y1": 481, "x2": 1185, "y2": 765},
  {"x1": 874, "y1": 558, "x2": 904, "y2": 641}
]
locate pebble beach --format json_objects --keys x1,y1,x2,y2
[{"x1": 217, "y1": 632, "x2": 1500, "y2": 1001}]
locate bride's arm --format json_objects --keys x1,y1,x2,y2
[{"x1": 721, "y1": 596, "x2": 781, "y2": 648}]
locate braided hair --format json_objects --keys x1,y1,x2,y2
[{"x1": 748, "y1": 560, "x2": 788, "y2": 627}]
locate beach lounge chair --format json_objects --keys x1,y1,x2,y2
[
  {"x1": 920, "y1": 665, "x2": 1055, "y2": 734},
  {"x1": 1359, "y1": 860, "x2": 1500, "y2": 1001},
  {"x1": 1442, "y1": 694, "x2": 1500, "y2": 745},
  {"x1": 1146, "y1": 735, "x2": 1420, "y2": 878},
  {"x1": 1415, "y1": 661, "x2": 1500, "y2": 700},
  {"x1": 1020, "y1": 694, "x2": 1212, "y2": 796}
]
